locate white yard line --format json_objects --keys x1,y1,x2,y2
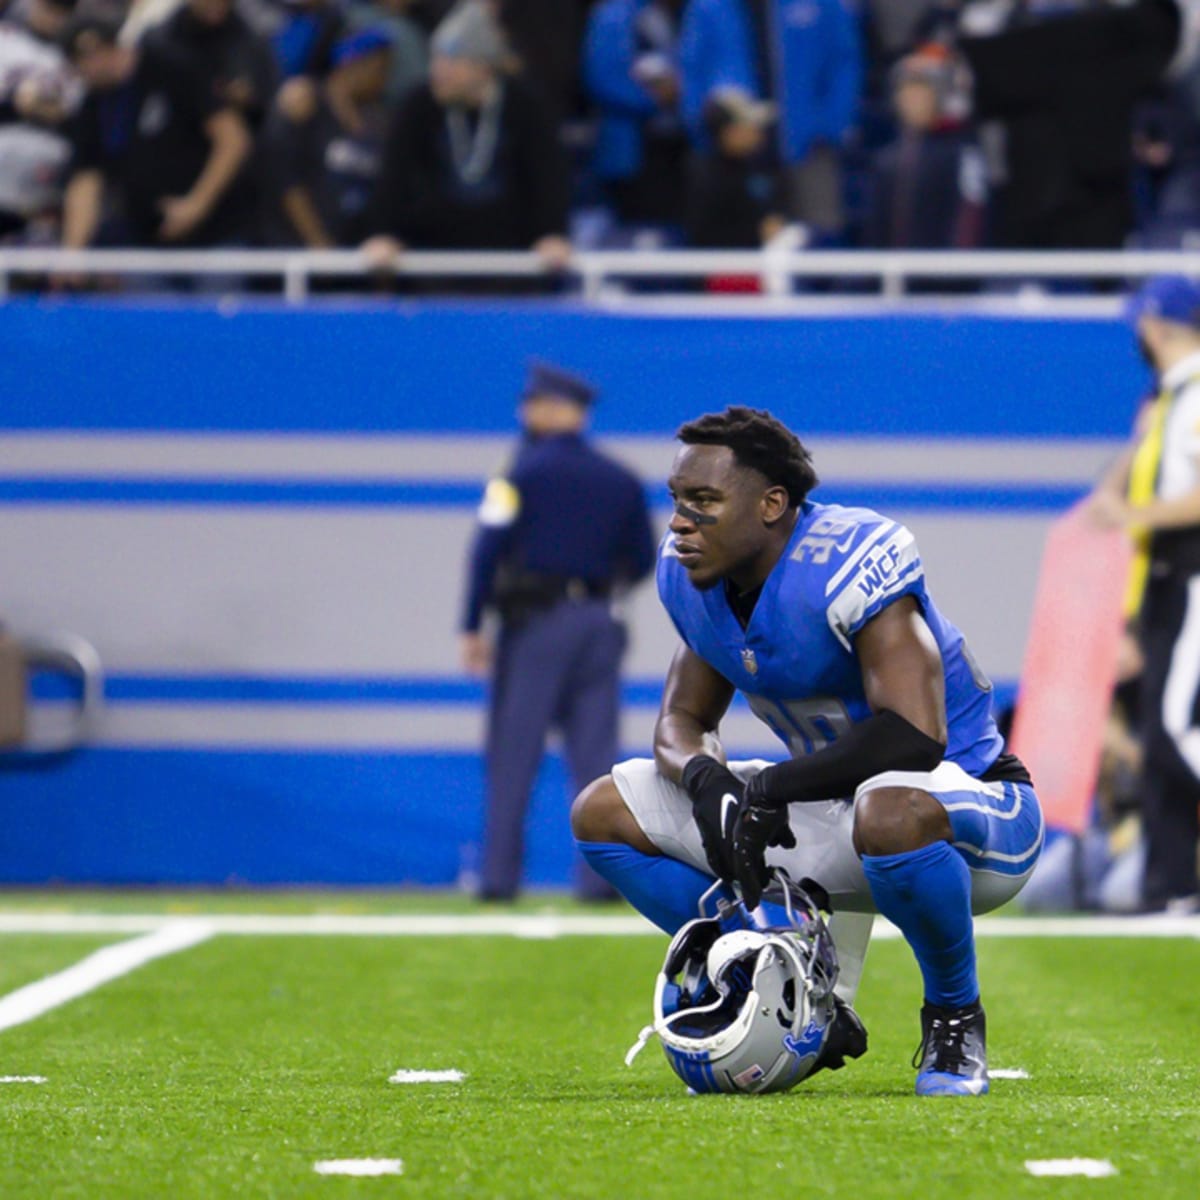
[
  {"x1": 313, "y1": 1159, "x2": 403, "y2": 1177},
  {"x1": 0, "y1": 920, "x2": 214, "y2": 1034},
  {"x1": 389, "y1": 1069, "x2": 465, "y2": 1084},
  {"x1": 0, "y1": 912, "x2": 1197, "y2": 939},
  {"x1": 0, "y1": 1075, "x2": 47, "y2": 1083},
  {"x1": 1025, "y1": 1159, "x2": 1118, "y2": 1178}
]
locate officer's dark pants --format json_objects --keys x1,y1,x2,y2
[
  {"x1": 1137, "y1": 570, "x2": 1200, "y2": 909},
  {"x1": 482, "y1": 598, "x2": 626, "y2": 900}
]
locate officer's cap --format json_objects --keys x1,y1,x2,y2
[
  {"x1": 1125, "y1": 275, "x2": 1200, "y2": 330},
  {"x1": 522, "y1": 360, "x2": 596, "y2": 407}
]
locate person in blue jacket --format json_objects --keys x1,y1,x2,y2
[
  {"x1": 582, "y1": 0, "x2": 688, "y2": 228},
  {"x1": 678, "y1": 0, "x2": 862, "y2": 239},
  {"x1": 460, "y1": 361, "x2": 658, "y2": 902}
]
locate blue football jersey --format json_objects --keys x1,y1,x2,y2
[{"x1": 657, "y1": 500, "x2": 1005, "y2": 777}]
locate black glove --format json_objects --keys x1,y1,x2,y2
[
  {"x1": 680, "y1": 755, "x2": 744, "y2": 882},
  {"x1": 732, "y1": 770, "x2": 796, "y2": 910}
]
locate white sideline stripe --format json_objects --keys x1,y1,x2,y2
[
  {"x1": 0, "y1": 1075, "x2": 47, "y2": 1083},
  {"x1": 0, "y1": 913, "x2": 1197, "y2": 939},
  {"x1": 1025, "y1": 1159, "x2": 1117, "y2": 1178},
  {"x1": 0, "y1": 920, "x2": 214, "y2": 1034},
  {"x1": 313, "y1": 1159, "x2": 403, "y2": 1177},
  {"x1": 389, "y1": 1069, "x2": 465, "y2": 1084},
  {"x1": 990, "y1": 1068, "x2": 1030, "y2": 1080}
]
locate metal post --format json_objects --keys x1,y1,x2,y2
[{"x1": 284, "y1": 259, "x2": 308, "y2": 305}]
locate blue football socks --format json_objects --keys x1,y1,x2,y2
[
  {"x1": 576, "y1": 841, "x2": 791, "y2": 935},
  {"x1": 861, "y1": 841, "x2": 979, "y2": 1009},
  {"x1": 577, "y1": 841, "x2": 716, "y2": 932}
]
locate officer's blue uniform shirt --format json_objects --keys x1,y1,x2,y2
[
  {"x1": 462, "y1": 431, "x2": 657, "y2": 631},
  {"x1": 657, "y1": 500, "x2": 1004, "y2": 776}
]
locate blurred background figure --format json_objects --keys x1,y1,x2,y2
[
  {"x1": 459, "y1": 361, "x2": 656, "y2": 903},
  {"x1": 360, "y1": 0, "x2": 571, "y2": 276},
  {"x1": 345, "y1": 0, "x2": 427, "y2": 106},
  {"x1": 1087, "y1": 274, "x2": 1200, "y2": 914},
  {"x1": 861, "y1": 41, "x2": 985, "y2": 250},
  {"x1": 59, "y1": 9, "x2": 253, "y2": 255},
  {"x1": 959, "y1": 0, "x2": 1181, "y2": 250},
  {"x1": 581, "y1": 0, "x2": 687, "y2": 245},
  {"x1": 0, "y1": 0, "x2": 81, "y2": 245},
  {"x1": 684, "y1": 85, "x2": 783, "y2": 249},
  {"x1": 260, "y1": 27, "x2": 391, "y2": 247},
  {"x1": 1019, "y1": 630, "x2": 1146, "y2": 913},
  {"x1": 271, "y1": 0, "x2": 348, "y2": 81},
  {"x1": 678, "y1": 0, "x2": 863, "y2": 245},
  {"x1": 144, "y1": 0, "x2": 278, "y2": 133}
]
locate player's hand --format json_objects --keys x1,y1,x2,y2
[
  {"x1": 732, "y1": 773, "x2": 796, "y2": 910},
  {"x1": 680, "y1": 755, "x2": 743, "y2": 882}
]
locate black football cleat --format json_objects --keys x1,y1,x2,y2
[{"x1": 913, "y1": 1000, "x2": 989, "y2": 1096}]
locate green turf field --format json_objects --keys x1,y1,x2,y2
[{"x1": 1, "y1": 897, "x2": 1197, "y2": 1199}]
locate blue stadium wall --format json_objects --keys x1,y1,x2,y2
[{"x1": 0, "y1": 300, "x2": 1143, "y2": 887}]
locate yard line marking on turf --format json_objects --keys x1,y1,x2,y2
[
  {"x1": 990, "y1": 1069, "x2": 1030, "y2": 1080},
  {"x1": 1025, "y1": 1159, "x2": 1117, "y2": 1178},
  {"x1": 0, "y1": 1075, "x2": 47, "y2": 1083},
  {"x1": 313, "y1": 1159, "x2": 403, "y2": 1177},
  {"x1": 0, "y1": 913, "x2": 1198, "y2": 939},
  {"x1": 389, "y1": 1069, "x2": 465, "y2": 1084},
  {"x1": 0, "y1": 919, "x2": 214, "y2": 1034}
]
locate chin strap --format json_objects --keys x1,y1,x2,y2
[{"x1": 624, "y1": 1024, "x2": 659, "y2": 1066}]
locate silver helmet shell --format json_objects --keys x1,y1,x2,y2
[{"x1": 631, "y1": 880, "x2": 840, "y2": 1095}]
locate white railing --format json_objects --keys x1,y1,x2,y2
[{"x1": 1, "y1": 247, "x2": 1199, "y2": 304}]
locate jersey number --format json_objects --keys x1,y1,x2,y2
[{"x1": 749, "y1": 696, "x2": 852, "y2": 757}]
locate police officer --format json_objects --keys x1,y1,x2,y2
[
  {"x1": 1089, "y1": 275, "x2": 1200, "y2": 913},
  {"x1": 460, "y1": 361, "x2": 657, "y2": 901}
]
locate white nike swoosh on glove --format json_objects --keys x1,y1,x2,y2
[{"x1": 721, "y1": 792, "x2": 738, "y2": 833}]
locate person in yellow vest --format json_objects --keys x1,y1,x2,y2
[{"x1": 1088, "y1": 274, "x2": 1200, "y2": 914}]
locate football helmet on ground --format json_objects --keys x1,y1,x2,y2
[{"x1": 625, "y1": 874, "x2": 840, "y2": 1094}]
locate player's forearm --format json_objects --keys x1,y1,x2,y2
[
  {"x1": 653, "y1": 711, "x2": 724, "y2": 783},
  {"x1": 748, "y1": 709, "x2": 946, "y2": 809}
]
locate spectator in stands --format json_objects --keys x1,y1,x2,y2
[
  {"x1": 0, "y1": 0, "x2": 81, "y2": 242},
  {"x1": 959, "y1": 0, "x2": 1181, "y2": 249},
  {"x1": 1131, "y1": 41, "x2": 1200, "y2": 247},
  {"x1": 346, "y1": 0, "x2": 427, "y2": 106},
  {"x1": 492, "y1": 0, "x2": 586, "y2": 126},
  {"x1": 361, "y1": 0, "x2": 571, "y2": 271},
  {"x1": 60, "y1": 10, "x2": 253, "y2": 252},
  {"x1": 861, "y1": 42, "x2": 986, "y2": 249},
  {"x1": 260, "y1": 28, "x2": 390, "y2": 246},
  {"x1": 684, "y1": 85, "x2": 783, "y2": 249},
  {"x1": 678, "y1": 0, "x2": 863, "y2": 243},
  {"x1": 272, "y1": 0, "x2": 347, "y2": 80},
  {"x1": 582, "y1": 0, "x2": 687, "y2": 234},
  {"x1": 145, "y1": 0, "x2": 278, "y2": 132}
]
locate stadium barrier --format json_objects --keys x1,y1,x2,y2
[{"x1": 2, "y1": 247, "x2": 1200, "y2": 303}]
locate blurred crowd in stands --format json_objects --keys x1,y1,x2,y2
[{"x1": 1, "y1": 0, "x2": 1198, "y2": 276}]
